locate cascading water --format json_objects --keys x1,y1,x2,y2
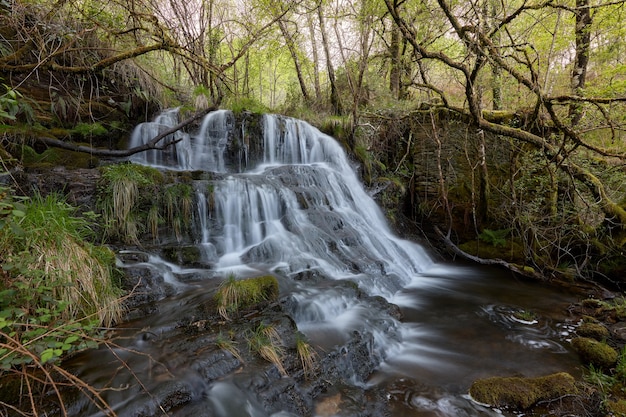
[
  {"x1": 129, "y1": 109, "x2": 235, "y2": 171},
  {"x1": 72, "y1": 110, "x2": 582, "y2": 417}
]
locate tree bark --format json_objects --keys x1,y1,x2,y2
[
  {"x1": 277, "y1": 18, "x2": 311, "y2": 103},
  {"x1": 317, "y1": 1, "x2": 341, "y2": 115},
  {"x1": 569, "y1": 0, "x2": 592, "y2": 126}
]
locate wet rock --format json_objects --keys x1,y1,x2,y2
[
  {"x1": 469, "y1": 372, "x2": 577, "y2": 410},
  {"x1": 120, "y1": 265, "x2": 176, "y2": 317},
  {"x1": 611, "y1": 322, "x2": 626, "y2": 341}
]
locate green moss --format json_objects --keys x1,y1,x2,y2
[
  {"x1": 215, "y1": 274, "x2": 279, "y2": 319},
  {"x1": 606, "y1": 400, "x2": 626, "y2": 416},
  {"x1": 161, "y1": 245, "x2": 202, "y2": 265},
  {"x1": 71, "y1": 122, "x2": 107, "y2": 138},
  {"x1": 458, "y1": 238, "x2": 526, "y2": 263},
  {"x1": 571, "y1": 337, "x2": 618, "y2": 370},
  {"x1": 469, "y1": 372, "x2": 577, "y2": 409},
  {"x1": 577, "y1": 322, "x2": 610, "y2": 341},
  {"x1": 18, "y1": 145, "x2": 97, "y2": 168}
]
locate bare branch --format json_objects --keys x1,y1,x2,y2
[{"x1": 35, "y1": 107, "x2": 216, "y2": 157}]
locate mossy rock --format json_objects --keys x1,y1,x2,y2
[
  {"x1": 469, "y1": 372, "x2": 577, "y2": 409},
  {"x1": 576, "y1": 322, "x2": 610, "y2": 341},
  {"x1": 606, "y1": 399, "x2": 626, "y2": 416},
  {"x1": 571, "y1": 337, "x2": 618, "y2": 369},
  {"x1": 161, "y1": 246, "x2": 202, "y2": 266},
  {"x1": 12, "y1": 144, "x2": 98, "y2": 168},
  {"x1": 215, "y1": 275, "x2": 279, "y2": 319}
]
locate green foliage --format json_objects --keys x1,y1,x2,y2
[
  {"x1": 71, "y1": 122, "x2": 108, "y2": 137},
  {"x1": 1, "y1": 190, "x2": 123, "y2": 327},
  {"x1": 0, "y1": 186, "x2": 120, "y2": 374},
  {"x1": 97, "y1": 163, "x2": 163, "y2": 243},
  {"x1": 224, "y1": 96, "x2": 270, "y2": 115},
  {"x1": 98, "y1": 164, "x2": 201, "y2": 244},
  {"x1": 479, "y1": 228, "x2": 510, "y2": 247},
  {"x1": 0, "y1": 85, "x2": 22, "y2": 121}
]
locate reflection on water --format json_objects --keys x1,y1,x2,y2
[
  {"x1": 91, "y1": 111, "x2": 586, "y2": 417},
  {"x1": 365, "y1": 262, "x2": 582, "y2": 416}
]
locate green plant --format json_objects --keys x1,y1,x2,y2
[
  {"x1": 1, "y1": 191, "x2": 123, "y2": 326},
  {"x1": 0, "y1": 85, "x2": 21, "y2": 121},
  {"x1": 216, "y1": 332, "x2": 243, "y2": 363},
  {"x1": 0, "y1": 187, "x2": 121, "y2": 415},
  {"x1": 479, "y1": 228, "x2": 511, "y2": 247},
  {"x1": 224, "y1": 96, "x2": 270, "y2": 115},
  {"x1": 71, "y1": 122, "x2": 107, "y2": 137},
  {"x1": 97, "y1": 163, "x2": 163, "y2": 243}
]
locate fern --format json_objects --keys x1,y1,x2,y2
[{"x1": 479, "y1": 228, "x2": 510, "y2": 247}]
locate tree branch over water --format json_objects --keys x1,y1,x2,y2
[{"x1": 35, "y1": 107, "x2": 216, "y2": 158}]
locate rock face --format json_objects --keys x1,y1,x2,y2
[
  {"x1": 7, "y1": 111, "x2": 405, "y2": 417},
  {"x1": 56, "y1": 267, "x2": 398, "y2": 417}
]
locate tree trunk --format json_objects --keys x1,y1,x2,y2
[
  {"x1": 307, "y1": 13, "x2": 322, "y2": 101},
  {"x1": 277, "y1": 18, "x2": 310, "y2": 103},
  {"x1": 317, "y1": 2, "x2": 341, "y2": 115},
  {"x1": 570, "y1": 0, "x2": 591, "y2": 126},
  {"x1": 389, "y1": 20, "x2": 401, "y2": 99}
]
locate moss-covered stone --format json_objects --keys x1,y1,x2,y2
[
  {"x1": 469, "y1": 372, "x2": 577, "y2": 409},
  {"x1": 606, "y1": 399, "x2": 626, "y2": 416},
  {"x1": 215, "y1": 275, "x2": 279, "y2": 319},
  {"x1": 577, "y1": 322, "x2": 610, "y2": 341},
  {"x1": 571, "y1": 337, "x2": 618, "y2": 369}
]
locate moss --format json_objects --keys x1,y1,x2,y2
[
  {"x1": 161, "y1": 245, "x2": 202, "y2": 265},
  {"x1": 577, "y1": 322, "x2": 610, "y2": 341},
  {"x1": 215, "y1": 274, "x2": 279, "y2": 319},
  {"x1": 571, "y1": 337, "x2": 618, "y2": 369},
  {"x1": 606, "y1": 400, "x2": 626, "y2": 416},
  {"x1": 458, "y1": 238, "x2": 526, "y2": 263},
  {"x1": 469, "y1": 372, "x2": 577, "y2": 409}
]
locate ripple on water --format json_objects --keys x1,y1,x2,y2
[{"x1": 477, "y1": 304, "x2": 569, "y2": 353}]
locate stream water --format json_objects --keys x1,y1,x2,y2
[{"x1": 72, "y1": 110, "x2": 583, "y2": 416}]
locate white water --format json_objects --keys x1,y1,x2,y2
[{"x1": 119, "y1": 110, "x2": 580, "y2": 417}]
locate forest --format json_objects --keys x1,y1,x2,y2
[{"x1": 1, "y1": 0, "x2": 626, "y2": 415}]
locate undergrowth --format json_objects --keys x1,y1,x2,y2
[{"x1": 0, "y1": 185, "x2": 123, "y2": 415}]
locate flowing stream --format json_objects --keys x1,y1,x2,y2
[{"x1": 73, "y1": 110, "x2": 582, "y2": 416}]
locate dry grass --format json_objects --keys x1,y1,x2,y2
[
  {"x1": 31, "y1": 236, "x2": 124, "y2": 327},
  {"x1": 247, "y1": 323, "x2": 286, "y2": 376},
  {"x1": 296, "y1": 334, "x2": 318, "y2": 378}
]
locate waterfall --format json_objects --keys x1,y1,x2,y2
[
  {"x1": 127, "y1": 108, "x2": 435, "y2": 371},
  {"x1": 128, "y1": 109, "x2": 234, "y2": 171},
  {"x1": 68, "y1": 109, "x2": 577, "y2": 417},
  {"x1": 131, "y1": 110, "x2": 432, "y2": 297}
]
